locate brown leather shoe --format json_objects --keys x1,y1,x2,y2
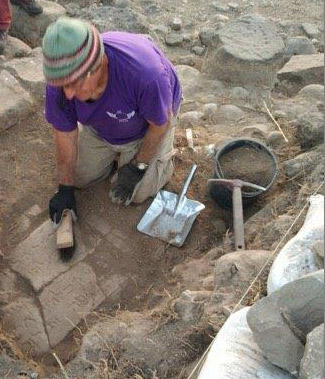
[
  {"x1": 10, "y1": 0, "x2": 43, "y2": 16},
  {"x1": 0, "y1": 29, "x2": 8, "y2": 54}
]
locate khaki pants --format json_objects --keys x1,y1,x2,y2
[{"x1": 74, "y1": 119, "x2": 176, "y2": 204}]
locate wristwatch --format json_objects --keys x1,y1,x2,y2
[{"x1": 131, "y1": 159, "x2": 148, "y2": 171}]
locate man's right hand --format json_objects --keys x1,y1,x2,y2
[{"x1": 49, "y1": 184, "x2": 77, "y2": 224}]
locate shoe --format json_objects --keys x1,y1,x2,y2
[
  {"x1": 0, "y1": 29, "x2": 8, "y2": 55},
  {"x1": 10, "y1": 0, "x2": 43, "y2": 16}
]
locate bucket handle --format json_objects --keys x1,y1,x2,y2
[{"x1": 173, "y1": 164, "x2": 197, "y2": 216}]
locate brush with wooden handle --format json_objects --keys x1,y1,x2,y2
[{"x1": 56, "y1": 209, "x2": 75, "y2": 261}]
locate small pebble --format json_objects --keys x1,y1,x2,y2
[
  {"x1": 192, "y1": 46, "x2": 206, "y2": 56},
  {"x1": 171, "y1": 17, "x2": 182, "y2": 31}
]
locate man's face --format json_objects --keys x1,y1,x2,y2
[{"x1": 62, "y1": 63, "x2": 102, "y2": 102}]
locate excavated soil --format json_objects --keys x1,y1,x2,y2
[{"x1": 217, "y1": 145, "x2": 276, "y2": 190}]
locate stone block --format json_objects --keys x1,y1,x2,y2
[
  {"x1": 4, "y1": 48, "x2": 45, "y2": 101},
  {"x1": 283, "y1": 147, "x2": 322, "y2": 178},
  {"x1": 2, "y1": 35, "x2": 32, "y2": 60},
  {"x1": 240, "y1": 123, "x2": 273, "y2": 138},
  {"x1": 203, "y1": 14, "x2": 284, "y2": 87},
  {"x1": 277, "y1": 54, "x2": 324, "y2": 96},
  {"x1": 175, "y1": 65, "x2": 202, "y2": 100},
  {"x1": 219, "y1": 104, "x2": 244, "y2": 121},
  {"x1": 300, "y1": 323, "x2": 324, "y2": 379},
  {"x1": 247, "y1": 270, "x2": 324, "y2": 375},
  {"x1": 174, "y1": 297, "x2": 204, "y2": 323},
  {"x1": 39, "y1": 263, "x2": 105, "y2": 346},
  {"x1": 180, "y1": 111, "x2": 204, "y2": 128},
  {"x1": 0, "y1": 70, "x2": 34, "y2": 132},
  {"x1": 1, "y1": 297, "x2": 49, "y2": 354},
  {"x1": 165, "y1": 33, "x2": 184, "y2": 46},
  {"x1": 8, "y1": 220, "x2": 95, "y2": 291},
  {"x1": 283, "y1": 37, "x2": 316, "y2": 61},
  {"x1": 296, "y1": 108, "x2": 324, "y2": 149},
  {"x1": 214, "y1": 250, "x2": 272, "y2": 292},
  {"x1": 298, "y1": 84, "x2": 324, "y2": 102},
  {"x1": 10, "y1": 0, "x2": 66, "y2": 48}
]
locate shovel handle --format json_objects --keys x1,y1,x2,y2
[{"x1": 173, "y1": 164, "x2": 197, "y2": 215}]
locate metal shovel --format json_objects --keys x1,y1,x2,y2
[{"x1": 137, "y1": 164, "x2": 205, "y2": 247}]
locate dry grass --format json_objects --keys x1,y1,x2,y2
[{"x1": 0, "y1": 324, "x2": 44, "y2": 377}]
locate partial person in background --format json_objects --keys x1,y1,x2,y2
[{"x1": 0, "y1": 0, "x2": 43, "y2": 53}]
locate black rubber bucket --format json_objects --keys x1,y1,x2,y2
[{"x1": 210, "y1": 138, "x2": 278, "y2": 209}]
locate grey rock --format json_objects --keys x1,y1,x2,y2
[
  {"x1": 0, "y1": 70, "x2": 34, "y2": 132},
  {"x1": 10, "y1": 0, "x2": 66, "y2": 48},
  {"x1": 1, "y1": 297, "x2": 49, "y2": 354},
  {"x1": 277, "y1": 20, "x2": 303, "y2": 37},
  {"x1": 39, "y1": 263, "x2": 105, "y2": 346},
  {"x1": 300, "y1": 324, "x2": 324, "y2": 379},
  {"x1": 198, "y1": 307, "x2": 294, "y2": 379},
  {"x1": 172, "y1": 257, "x2": 212, "y2": 291},
  {"x1": 165, "y1": 33, "x2": 184, "y2": 46},
  {"x1": 149, "y1": 24, "x2": 168, "y2": 36},
  {"x1": 214, "y1": 250, "x2": 272, "y2": 294},
  {"x1": 276, "y1": 54, "x2": 324, "y2": 96},
  {"x1": 2, "y1": 35, "x2": 32, "y2": 60},
  {"x1": 175, "y1": 65, "x2": 202, "y2": 100},
  {"x1": 312, "y1": 241, "x2": 324, "y2": 270},
  {"x1": 114, "y1": 0, "x2": 129, "y2": 8},
  {"x1": 240, "y1": 123, "x2": 273, "y2": 139},
  {"x1": 180, "y1": 111, "x2": 204, "y2": 127},
  {"x1": 284, "y1": 148, "x2": 323, "y2": 178},
  {"x1": 228, "y1": 2, "x2": 239, "y2": 10},
  {"x1": 247, "y1": 270, "x2": 324, "y2": 375},
  {"x1": 192, "y1": 46, "x2": 206, "y2": 56},
  {"x1": 3, "y1": 48, "x2": 44, "y2": 101},
  {"x1": 230, "y1": 86, "x2": 250, "y2": 100},
  {"x1": 204, "y1": 14, "x2": 285, "y2": 87},
  {"x1": 302, "y1": 23, "x2": 321, "y2": 39},
  {"x1": 202, "y1": 103, "x2": 218, "y2": 118},
  {"x1": 8, "y1": 220, "x2": 95, "y2": 291},
  {"x1": 296, "y1": 109, "x2": 324, "y2": 149},
  {"x1": 260, "y1": 215, "x2": 295, "y2": 250},
  {"x1": 177, "y1": 55, "x2": 196, "y2": 66},
  {"x1": 87, "y1": 5, "x2": 149, "y2": 34},
  {"x1": 267, "y1": 131, "x2": 287, "y2": 148},
  {"x1": 0, "y1": 269, "x2": 19, "y2": 305},
  {"x1": 199, "y1": 26, "x2": 217, "y2": 47},
  {"x1": 214, "y1": 14, "x2": 230, "y2": 22},
  {"x1": 171, "y1": 17, "x2": 182, "y2": 31},
  {"x1": 219, "y1": 104, "x2": 244, "y2": 121},
  {"x1": 298, "y1": 84, "x2": 324, "y2": 102},
  {"x1": 0, "y1": 352, "x2": 38, "y2": 378},
  {"x1": 273, "y1": 110, "x2": 287, "y2": 118},
  {"x1": 183, "y1": 33, "x2": 193, "y2": 43},
  {"x1": 174, "y1": 291, "x2": 204, "y2": 323},
  {"x1": 213, "y1": 3, "x2": 229, "y2": 12},
  {"x1": 283, "y1": 37, "x2": 316, "y2": 61}
]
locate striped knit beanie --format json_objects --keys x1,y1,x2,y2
[{"x1": 42, "y1": 17, "x2": 104, "y2": 86}]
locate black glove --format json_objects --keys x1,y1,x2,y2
[
  {"x1": 49, "y1": 184, "x2": 77, "y2": 224},
  {"x1": 109, "y1": 163, "x2": 146, "y2": 205}
]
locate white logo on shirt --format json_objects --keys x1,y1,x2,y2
[{"x1": 106, "y1": 110, "x2": 135, "y2": 123}]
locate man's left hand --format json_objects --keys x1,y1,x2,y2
[{"x1": 109, "y1": 163, "x2": 146, "y2": 205}]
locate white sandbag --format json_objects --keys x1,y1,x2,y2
[
  {"x1": 197, "y1": 307, "x2": 295, "y2": 379},
  {"x1": 267, "y1": 194, "x2": 324, "y2": 294}
]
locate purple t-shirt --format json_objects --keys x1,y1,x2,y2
[{"x1": 45, "y1": 32, "x2": 182, "y2": 145}]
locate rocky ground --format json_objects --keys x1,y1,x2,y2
[{"x1": 0, "y1": 0, "x2": 324, "y2": 378}]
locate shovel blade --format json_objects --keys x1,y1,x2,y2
[{"x1": 137, "y1": 190, "x2": 205, "y2": 247}]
